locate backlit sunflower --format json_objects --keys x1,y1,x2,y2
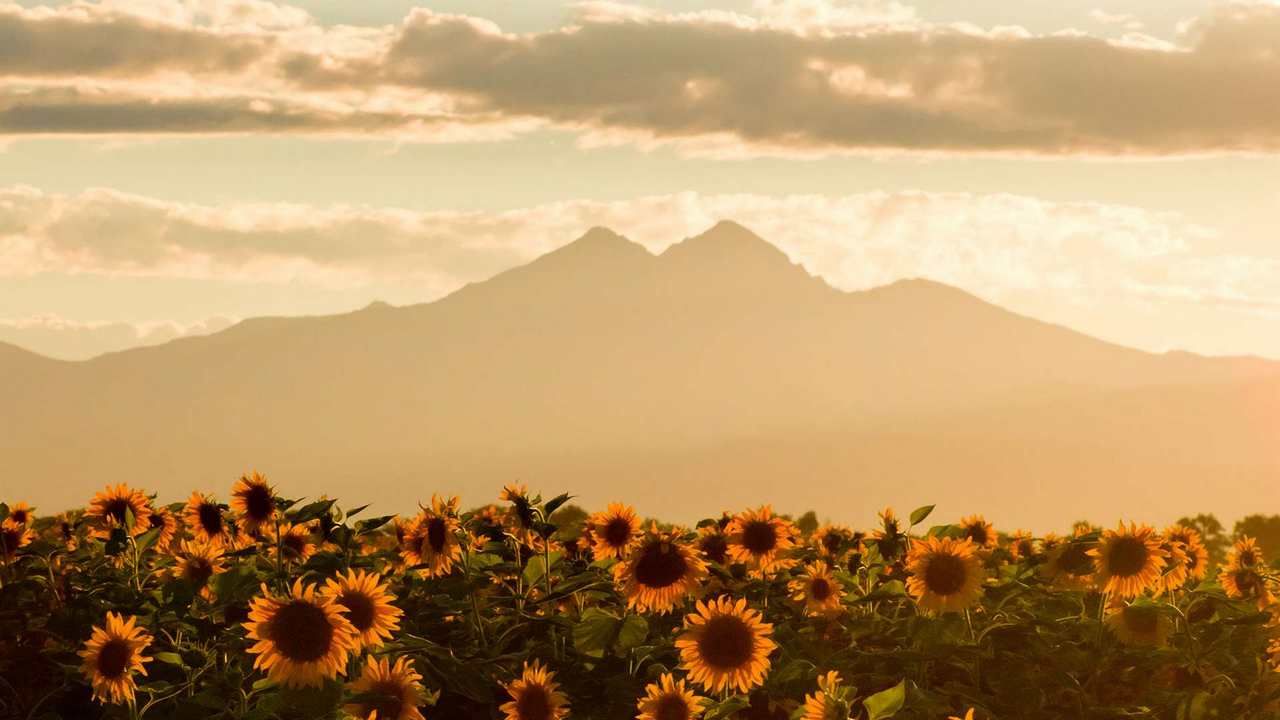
[
  {"x1": 959, "y1": 515, "x2": 997, "y2": 551},
  {"x1": 323, "y1": 569, "x2": 403, "y2": 650},
  {"x1": 789, "y1": 562, "x2": 845, "y2": 617},
  {"x1": 78, "y1": 612, "x2": 152, "y2": 705},
  {"x1": 345, "y1": 655, "x2": 428, "y2": 720},
  {"x1": 1165, "y1": 525, "x2": 1210, "y2": 583},
  {"x1": 906, "y1": 536, "x2": 985, "y2": 614},
  {"x1": 588, "y1": 503, "x2": 640, "y2": 560},
  {"x1": 696, "y1": 525, "x2": 729, "y2": 565},
  {"x1": 801, "y1": 671, "x2": 849, "y2": 720},
  {"x1": 400, "y1": 495, "x2": 463, "y2": 578},
  {"x1": 872, "y1": 508, "x2": 907, "y2": 560},
  {"x1": 173, "y1": 540, "x2": 226, "y2": 599},
  {"x1": 7, "y1": 501, "x2": 34, "y2": 526},
  {"x1": 244, "y1": 579, "x2": 358, "y2": 688},
  {"x1": 636, "y1": 673, "x2": 707, "y2": 720},
  {"x1": 1041, "y1": 533, "x2": 1098, "y2": 591},
  {"x1": 614, "y1": 526, "x2": 708, "y2": 613},
  {"x1": 1228, "y1": 536, "x2": 1264, "y2": 569},
  {"x1": 86, "y1": 484, "x2": 153, "y2": 539},
  {"x1": 500, "y1": 660, "x2": 570, "y2": 720},
  {"x1": 1219, "y1": 566, "x2": 1273, "y2": 610},
  {"x1": 812, "y1": 525, "x2": 853, "y2": 559},
  {"x1": 1007, "y1": 530, "x2": 1037, "y2": 562},
  {"x1": 675, "y1": 596, "x2": 776, "y2": 694},
  {"x1": 0, "y1": 518, "x2": 34, "y2": 563},
  {"x1": 725, "y1": 506, "x2": 797, "y2": 575},
  {"x1": 270, "y1": 522, "x2": 316, "y2": 565},
  {"x1": 231, "y1": 471, "x2": 277, "y2": 535},
  {"x1": 1105, "y1": 601, "x2": 1173, "y2": 647},
  {"x1": 183, "y1": 492, "x2": 235, "y2": 548},
  {"x1": 500, "y1": 484, "x2": 545, "y2": 549},
  {"x1": 1090, "y1": 523, "x2": 1167, "y2": 599},
  {"x1": 1157, "y1": 538, "x2": 1190, "y2": 594},
  {"x1": 147, "y1": 506, "x2": 178, "y2": 553}
]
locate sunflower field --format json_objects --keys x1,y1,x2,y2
[{"x1": 2, "y1": 477, "x2": 1280, "y2": 720}]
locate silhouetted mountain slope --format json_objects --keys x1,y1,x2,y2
[{"x1": 2, "y1": 222, "x2": 1276, "y2": 528}]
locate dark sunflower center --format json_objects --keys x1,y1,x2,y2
[
  {"x1": 1234, "y1": 570, "x2": 1258, "y2": 594},
  {"x1": 339, "y1": 590, "x2": 376, "y2": 632},
  {"x1": 243, "y1": 485, "x2": 274, "y2": 521},
  {"x1": 96, "y1": 639, "x2": 132, "y2": 679},
  {"x1": 1017, "y1": 540, "x2": 1035, "y2": 557},
  {"x1": 633, "y1": 541, "x2": 688, "y2": 588},
  {"x1": 741, "y1": 521, "x2": 778, "y2": 555},
  {"x1": 11, "y1": 510, "x2": 28, "y2": 524},
  {"x1": 283, "y1": 533, "x2": 307, "y2": 558},
  {"x1": 603, "y1": 517, "x2": 633, "y2": 547},
  {"x1": 924, "y1": 553, "x2": 968, "y2": 596},
  {"x1": 1185, "y1": 552, "x2": 1200, "y2": 572},
  {"x1": 104, "y1": 499, "x2": 130, "y2": 524},
  {"x1": 267, "y1": 601, "x2": 334, "y2": 662},
  {"x1": 964, "y1": 526, "x2": 989, "y2": 546},
  {"x1": 699, "y1": 534, "x2": 727, "y2": 564},
  {"x1": 1107, "y1": 537, "x2": 1150, "y2": 577},
  {"x1": 1060, "y1": 544, "x2": 1094, "y2": 576},
  {"x1": 198, "y1": 503, "x2": 223, "y2": 535},
  {"x1": 655, "y1": 694, "x2": 690, "y2": 720},
  {"x1": 809, "y1": 578, "x2": 832, "y2": 601},
  {"x1": 822, "y1": 533, "x2": 844, "y2": 555},
  {"x1": 426, "y1": 517, "x2": 448, "y2": 553},
  {"x1": 367, "y1": 681, "x2": 406, "y2": 719},
  {"x1": 148, "y1": 513, "x2": 166, "y2": 529},
  {"x1": 515, "y1": 685, "x2": 553, "y2": 720},
  {"x1": 185, "y1": 558, "x2": 213, "y2": 586},
  {"x1": 697, "y1": 615, "x2": 755, "y2": 670},
  {"x1": 1124, "y1": 607, "x2": 1158, "y2": 634}
]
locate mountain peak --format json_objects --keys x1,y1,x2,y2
[
  {"x1": 544, "y1": 226, "x2": 650, "y2": 263},
  {"x1": 660, "y1": 220, "x2": 807, "y2": 281}
]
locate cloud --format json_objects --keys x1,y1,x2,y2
[
  {"x1": 1, "y1": 185, "x2": 1276, "y2": 319},
  {"x1": 1, "y1": 1, "x2": 1280, "y2": 154},
  {"x1": 0, "y1": 313, "x2": 237, "y2": 360}
]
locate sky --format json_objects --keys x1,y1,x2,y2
[{"x1": 0, "y1": 0, "x2": 1278, "y2": 360}]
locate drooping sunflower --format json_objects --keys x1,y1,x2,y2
[
  {"x1": 588, "y1": 503, "x2": 640, "y2": 560},
  {"x1": 499, "y1": 484, "x2": 544, "y2": 548},
  {"x1": 637, "y1": 673, "x2": 707, "y2": 720},
  {"x1": 269, "y1": 522, "x2": 316, "y2": 565},
  {"x1": 1105, "y1": 601, "x2": 1173, "y2": 647},
  {"x1": 696, "y1": 525, "x2": 729, "y2": 565},
  {"x1": 1041, "y1": 533, "x2": 1098, "y2": 591},
  {"x1": 7, "y1": 501, "x2": 34, "y2": 526},
  {"x1": 1228, "y1": 536, "x2": 1264, "y2": 569},
  {"x1": 500, "y1": 660, "x2": 570, "y2": 720},
  {"x1": 725, "y1": 506, "x2": 798, "y2": 575},
  {"x1": 1219, "y1": 566, "x2": 1274, "y2": 610},
  {"x1": 400, "y1": 495, "x2": 463, "y2": 578},
  {"x1": 812, "y1": 525, "x2": 853, "y2": 559},
  {"x1": 0, "y1": 518, "x2": 34, "y2": 563},
  {"x1": 244, "y1": 579, "x2": 358, "y2": 688},
  {"x1": 905, "y1": 536, "x2": 985, "y2": 614},
  {"x1": 958, "y1": 515, "x2": 997, "y2": 551},
  {"x1": 344, "y1": 655, "x2": 428, "y2": 720},
  {"x1": 1089, "y1": 523, "x2": 1168, "y2": 599},
  {"x1": 146, "y1": 506, "x2": 178, "y2": 553},
  {"x1": 675, "y1": 596, "x2": 776, "y2": 694},
  {"x1": 78, "y1": 612, "x2": 152, "y2": 705},
  {"x1": 86, "y1": 484, "x2": 153, "y2": 539},
  {"x1": 231, "y1": 471, "x2": 277, "y2": 535},
  {"x1": 323, "y1": 569, "x2": 403, "y2": 650},
  {"x1": 173, "y1": 540, "x2": 227, "y2": 600},
  {"x1": 789, "y1": 562, "x2": 845, "y2": 617},
  {"x1": 614, "y1": 525, "x2": 708, "y2": 613},
  {"x1": 801, "y1": 671, "x2": 848, "y2": 720},
  {"x1": 183, "y1": 492, "x2": 235, "y2": 548}
]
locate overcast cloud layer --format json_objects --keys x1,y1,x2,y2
[{"x1": 2, "y1": 0, "x2": 1280, "y2": 155}]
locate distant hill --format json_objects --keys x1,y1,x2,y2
[{"x1": 2, "y1": 221, "x2": 1277, "y2": 529}]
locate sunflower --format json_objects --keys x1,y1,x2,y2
[
  {"x1": 636, "y1": 673, "x2": 707, "y2": 720},
  {"x1": 812, "y1": 525, "x2": 853, "y2": 559},
  {"x1": 958, "y1": 515, "x2": 997, "y2": 551},
  {"x1": 345, "y1": 655, "x2": 429, "y2": 720},
  {"x1": 1041, "y1": 533, "x2": 1098, "y2": 591},
  {"x1": 1090, "y1": 523, "x2": 1167, "y2": 599},
  {"x1": 906, "y1": 536, "x2": 985, "y2": 614},
  {"x1": 231, "y1": 471, "x2": 277, "y2": 535},
  {"x1": 0, "y1": 518, "x2": 34, "y2": 563},
  {"x1": 588, "y1": 503, "x2": 640, "y2": 560},
  {"x1": 323, "y1": 569, "x2": 403, "y2": 650},
  {"x1": 789, "y1": 562, "x2": 845, "y2": 617},
  {"x1": 1165, "y1": 525, "x2": 1210, "y2": 583},
  {"x1": 147, "y1": 506, "x2": 178, "y2": 553},
  {"x1": 54, "y1": 512, "x2": 80, "y2": 550},
  {"x1": 696, "y1": 525, "x2": 729, "y2": 565},
  {"x1": 500, "y1": 660, "x2": 570, "y2": 720},
  {"x1": 400, "y1": 495, "x2": 463, "y2": 578},
  {"x1": 500, "y1": 484, "x2": 542, "y2": 546},
  {"x1": 614, "y1": 526, "x2": 708, "y2": 613},
  {"x1": 1157, "y1": 538, "x2": 1190, "y2": 594},
  {"x1": 269, "y1": 522, "x2": 316, "y2": 565},
  {"x1": 7, "y1": 501, "x2": 34, "y2": 526},
  {"x1": 949, "y1": 711, "x2": 976, "y2": 720},
  {"x1": 173, "y1": 540, "x2": 227, "y2": 600},
  {"x1": 78, "y1": 612, "x2": 152, "y2": 705},
  {"x1": 244, "y1": 579, "x2": 358, "y2": 688},
  {"x1": 725, "y1": 506, "x2": 797, "y2": 575},
  {"x1": 183, "y1": 492, "x2": 235, "y2": 548},
  {"x1": 872, "y1": 508, "x2": 907, "y2": 560},
  {"x1": 1105, "y1": 601, "x2": 1173, "y2": 647},
  {"x1": 86, "y1": 484, "x2": 153, "y2": 539},
  {"x1": 801, "y1": 671, "x2": 849, "y2": 720},
  {"x1": 1219, "y1": 566, "x2": 1273, "y2": 610},
  {"x1": 1006, "y1": 530, "x2": 1037, "y2": 562},
  {"x1": 676, "y1": 596, "x2": 776, "y2": 694},
  {"x1": 1228, "y1": 536, "x2": 1264, "y2": 569}
]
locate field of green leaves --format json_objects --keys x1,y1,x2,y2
[{"x1": 2, "y1": 476, "x2": 1279, "y2": 719}]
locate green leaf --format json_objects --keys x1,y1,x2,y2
[
  {"x1": 573, "y1": 608, "x2": 619, "y2": 658},
  {"x1": 356, "y1": 515, "x2": 395, "y2": 534},
  {"x1": 134, "y1": 527, "x2": 162, "y2": 554},
  {"x1": 704, "y1": 695, "x2": 750, "y2": 720},
  {"x1": 909, "y1": 505, "x2": 935, "y2": 526},
  {"x1": 616, "y1": 613, "x2": 649, "y2": 654},
  {"x1": 544, "y1": 493, "x2": 573, "y2": 516},
  {"x1": 290, "y1": 498, "x2": 336, "y2": 524},
  {"x1": 863, "y1": 680, "x2": 907, "y2": 720},
  {"x1": 523, "y1": 551, "x2": 562, "y2": 586},
  {"x1": 154, "y1": 652, "x2": 185, "y2": 667}
]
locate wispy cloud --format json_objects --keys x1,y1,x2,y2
[{"x1": 0, "y1": 313, "x2": 236, "y2": 360}]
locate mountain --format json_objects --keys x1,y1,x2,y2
[{"x1": 2, "y1": 221, "x2": 1277, "y2": 529}]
